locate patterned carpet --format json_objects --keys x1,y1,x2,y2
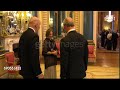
[{"x1": 0, "y1": 64, "x2": 119, "y2": 79}]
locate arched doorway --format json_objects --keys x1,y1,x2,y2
[
  {"x1": 95, "y1": 11, "x2": 119, "y2": 67},
  {"x1": 97, "y1": 11, "x2": 119, "y2": 49}
]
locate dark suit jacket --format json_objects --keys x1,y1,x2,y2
[
  {"x1": 112, "y1": 32, "x2": 118, "y2": 42},
  {"x1": 18, "y1": 28, "x2": 42, "y2": 79},
  {"x1": 60, "y1": 30, "x2": 88, "y2": 79}
]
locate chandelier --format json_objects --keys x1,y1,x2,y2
[{"x1": 104, "y1": 11, "x2": 115, "y2": 22}]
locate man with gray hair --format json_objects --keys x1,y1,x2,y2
[
  {"x1": 60, "y1": 17, "x2": 88, "y2": 79},
  {"x1": 18, "y1": 16, "x2": 44, "y2": 79}
]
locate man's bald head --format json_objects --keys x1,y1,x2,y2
[
  {"x1": 63, "y1": 17, "x2": 74, "y2": 27},
  {"x1": 63, "y1": 17, "x2": 75, "y2": 32},
  {"x1": 28, "y1": 16, "x2": 40, "y2": 33}
]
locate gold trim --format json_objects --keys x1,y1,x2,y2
[
  {"x1": 73, "y1": 11, "x2": 80, "y2": 32},
  {"x1": 80, "y1": 11, "x2": 84, "y2": 35},
  {"x1": 0, "y1": 54, "x2": 5, "y2": 59},
  {"x1": 0, "y1": 35, "x2": 21, "y2": 38},
  {"x1": 41, "y1": 11, "x2": 49, "y2": 41}
]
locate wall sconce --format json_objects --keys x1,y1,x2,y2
[
  {"x1": 49, "y1": 18, "x2": 53, "y2": 27},
  {"x1": 61, "y1": 23, "x2": 63, "y2": 28}
]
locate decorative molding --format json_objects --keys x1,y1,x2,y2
[
  {"x1": 0, "y1": 36, "x2": 20, "y2": 52},
  {"x1": 37, "y1": 11, "x2": 49, "y2": 55},
  {"x1": 41, "y1": 11, "x2": 49, "y2": 41},
  {"x1": 73, "y1": 11, "x2": 80, "y2": 32},
  {"x1": 80, "y1": 11, "x2": 84, "y2": 35},
  {"x1": 65, "y1": 11, "x2": 70, "y2": 17}
]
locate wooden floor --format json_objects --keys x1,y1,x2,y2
[
  {"x1": 94, "y1": 48, "x2": 119, "y2": 67},
  {"x1": 40, "y1": 48, "x2": 119, "y2": 67}
]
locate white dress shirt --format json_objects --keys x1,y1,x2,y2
[
  {"x1": 67, "y1": 29, "x2": 76, "y2": 35},
  {"x1": 29, "y1": 27, "x2": 36, "y2": 33}
]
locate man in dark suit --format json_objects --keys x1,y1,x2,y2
[
  {"x1": 18, "y1": 17, "x2": 44, "y2": 79},
  {"x1": 112, "y1": 31, "x2": 118, "y2": 51},
  {"x1": 60, "y1": 17, "x2": 88, "y2": 79}
]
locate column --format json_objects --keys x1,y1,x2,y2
[
  {"x1": 83, "y1": 11, "x2": 93, "y2": 40},
  {"x1": 38, "y1": 11, "x2": 49, "y2": 55},
  {"x1": 62, "y1": 11, "x2": 65, "y2": 22},
  {"x1": 34, "y1": 11, "x2": 37, "y2": 16},
  {"x1": 73, "y1": 11, "x2": 80, "y2": 32},
  {"x1": 32, "y1": 11, "x2": 37, "y2": 16},
  {"x1": 66, "y1": 11, "x2": 70, "y2": 17},
  {"x1": 118, "y1": 11, "x2": 120, "y2": 32},
  {"x1": 58, "y1": 11, "x2": 62, "y2": 36},
  {"x1": 93, "y1": 11, "x2": 98, "y2": 60},
  {"x1": 112, "y1": 19, "x2": 114, "y2": 32},
  {"x1": 70, "y1": 11, "x2": 73, "y2": 18},
  {"x1": 114, "y1": 11, "x2": 119, "y2": 31},
  {"x1": 54, "y1": 11, "x2": 58, "y2": 37},
  {"x1": 50, "y1": 11, "x2": 54, "y2": 33},
  {"x1": 79, "y1": 11, "x2": 84, "y2": 35},
  {"x1": 37, "y1": 11, "x2": 42, "y2": 54},
  {"x1": 61, "y1": 11, "x2": 65, "y2": 36},
  {"x1": 50, "y1": 11, "x2": 57, "y2": 37},
  {"x1": 101, "y1": 12, "x2": 104, "y2": 31},
  {"x1": 98, "y1": 12, "x2": 102, "y2": 32},
  {"x1": 41, "y1": 11, "x2": 49, "y2": 41}
]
